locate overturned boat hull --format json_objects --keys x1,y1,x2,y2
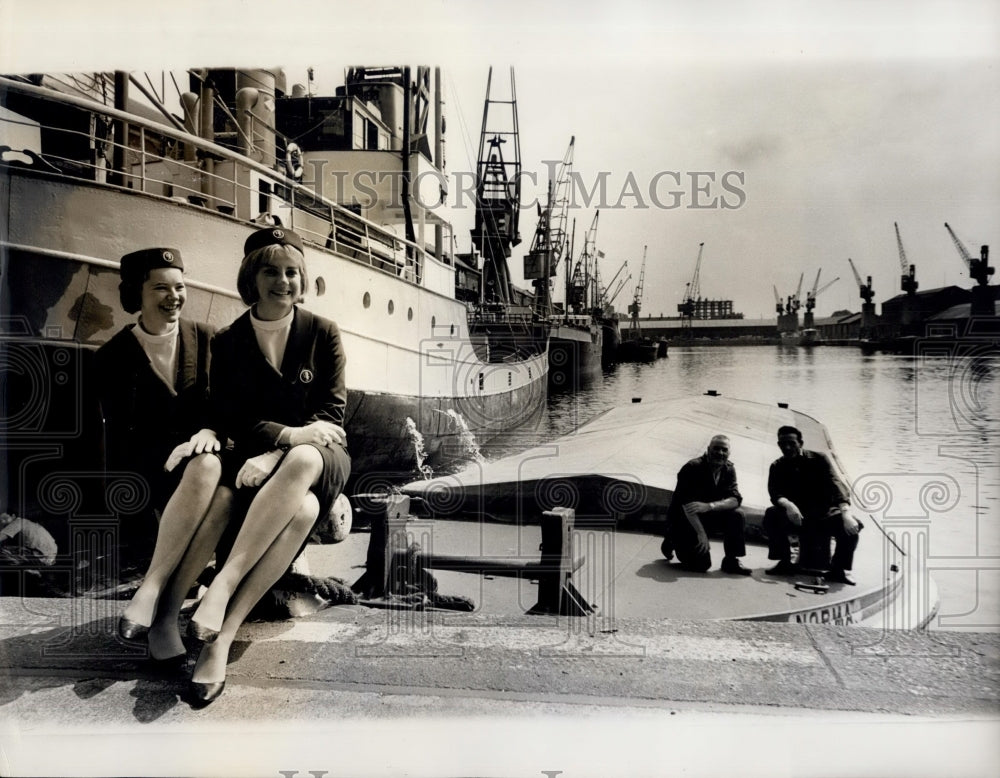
[{"x1": 399, "y1": 394, "x2": 939, "y2": 627}]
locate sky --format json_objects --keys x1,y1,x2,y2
[{"x1": 2, "y1": 1, "x2": 998, "y2": 320}]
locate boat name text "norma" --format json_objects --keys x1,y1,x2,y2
[{"x1": 794, "y1": 601, "x2": 856, "y2": 625}]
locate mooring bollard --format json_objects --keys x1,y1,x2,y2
[
  {"x1": 352, "y1": 494, "x2": 411, "y2": 599},
  {"x1": 529, "y1": 507, "x2": 594, "y2": 617}
]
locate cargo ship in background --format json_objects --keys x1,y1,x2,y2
[{"x1": 0, "y1": 66, "x2": 549, "y2": 523}]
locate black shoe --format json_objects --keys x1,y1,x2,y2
[
  {"x1": 766, "y1": 560, "x2": 799, "y2": 576},
  {"x1": 187, "y1": 619, "x2": 220, "y2": 644},
  {"x1": 117, "y1": 616, "x2": 149, "y2": 641},
  {"x1": 660, "y1": 539, "x2": 674, "y2": 561},
  {"x1": 825, "y1": 568, "x2": 856, "y2": 586},
  {"x1": 721, "y1": 557, "x2": 752, "y2": 576},
  {"x1": 188, "y1": 680, "x2": 226, "y2": 708}
]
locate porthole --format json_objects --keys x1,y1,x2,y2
[
  {"x1": 407, "y1": 307, "x2": 413, "y2": 321},
  {"x1": 363, "y1": 292, "x2": 371, "y2": 308},
  {"x1": 315, "y1": 277, "x2": 326, "y2": 296},
  {"x1": 388, "y1": 300, "x2": 395, "y2": 315},
  {"x1": 508, "y1": 372, "x2": 512, "y2": 387}
]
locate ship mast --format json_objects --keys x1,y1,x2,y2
[{"x1": 472, "y1": 67, "x2": 521, "y2": 305}]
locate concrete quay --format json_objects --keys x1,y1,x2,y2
[{"x1": 1, "y1": 595, "x2": 998, "y2": 777}]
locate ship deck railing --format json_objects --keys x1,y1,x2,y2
[{"x1": 0, "y1": 75, "x2": 440, "y2": 286}]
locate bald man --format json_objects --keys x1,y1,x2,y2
[{"x1": 662, "y1": 435, "x2": 751, "y2": 575}]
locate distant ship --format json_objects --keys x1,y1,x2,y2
[{"x1": 0, "y1": 66, "x2": 549, "y2": 508}]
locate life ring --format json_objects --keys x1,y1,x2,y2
[{"x1": 285, "y1": 142, "x2": 303, "y2": 181}]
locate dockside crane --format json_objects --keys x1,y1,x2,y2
[
  {"x1": 524, "y1": 136, "x2": 575, "y2": 316},
  {"x1": 567, "y1": 211, "x2": 599, "y2": 315},
  {"x1": 472, "y1": 67, "x2": 521, "y2": 306},
  {"x1": 677, "y1": 242, "x2": 704, "y2": 329},
  {"x1": 773, "y1": 285, "x2": 784, "y2": 315},
  {"x1": 894, "y1": 222, "x2": 918, "y2": 295},
  {"x1": 790, "y1": 272, "x2": 804, "y2": 314},
  {"x1": 847, "y1": 258, "x2": 874, "y2": 304},
  {"x1": 848, "y1": 257, "x2": 878, "y2": 338},
  {"x1": 604, "y1": 260, "x2": 631, "y2": 311},
  {"x1": 945, "y1": 222, "x2": 994, "y2": 287},
  {"x1": 804, "y1": 270, "x2": 840, "y2": 313},
  {"x1": 627, "y1": 246, "x2": 648, "y2": 336}
]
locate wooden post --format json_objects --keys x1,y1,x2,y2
[
  {"x1": 352, "y1": 494, "x2": 410, "y2": 599},
  {"x1": 529, "y1": 507, "x2": 594, "y2": 616}
]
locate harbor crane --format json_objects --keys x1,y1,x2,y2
[
  {"x1": 894, "y1": 222, "x2": 918, "y2": 295},
  {"x1": 945, "y1": 222, "x2": 994, "y2": 287},
  {"x1": 567, "y1": 211, "x2": 599, "y2": 314},
  {"x1": 604, "y1": 260, "x2": 631, "y2": 309},
  {"x1": 848, "y1": 258, "x2": 874, "y2": 303},
  {"x1": 790, "y1": 272, "x2": 804, "y2": 314},
  {"x1": 524, "y1": 136, "x2": 575, "y2": 316},
  {"x1": 776, "y1": 273, "x2": 804, "y2": 315},
  {"x1": 677, "y1": 242, "x2": 704, "y2": 328},
  {"x1": 627, "y1": 245, "x2": 648, "y2": 335},
  {"x1": 472, "y1": 67, "x2": 521, "y2": 306},
  {"x1": 804, "y1": 269, "x2": 840, "y2": 313}
]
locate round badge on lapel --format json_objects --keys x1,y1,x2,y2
[{"x1": 299, "y1": 368, "x2": 314, "y2": 384}]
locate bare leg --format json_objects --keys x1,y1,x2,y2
[
  {"x1": 190, "y1": 445, "x2": 323, "y2": 634},
  {"x1": 146, "y1": 486, "x2": 232, "y2": 659},
  {"x1": 191, "y1": 493, "x2": 320, "y2": 684},
  {"x1": 122, "y1": 454, "x2": 222, "y2": 627}
]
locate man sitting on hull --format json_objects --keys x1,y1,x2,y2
[
  {"x1": 662, "y1": 434, "x2": 751, "y2": 575},
  {"x1": 764, "y1": 425, "x2": 862, "y2": 585}
]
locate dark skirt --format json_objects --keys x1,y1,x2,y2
[{"x1": 217, "y1": 442, "x2": 351, "y2": 565}]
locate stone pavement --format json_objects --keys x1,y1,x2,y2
[{"x1": 1, "y1": 595, "x2": 998, "y2": 777}]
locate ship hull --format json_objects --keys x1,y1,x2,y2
[
  {"x1": 0, "y1": 166, "x2": 548, "y2": 480},
  {"x1": 547, "y1": 320, "x2": 603, "y2": 392},
  {"x1": 616, "y1": 337, "x2": 659, "y2": 362}
]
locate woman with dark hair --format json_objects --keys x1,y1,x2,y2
[
  {"x1": 186, "y1": 227, "x2": 351, "y2": 705},
  {"x1": 97, "y1": 248, "x2": 232, "y2": 663}
]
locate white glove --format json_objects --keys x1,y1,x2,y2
[
  {"x1": 286, "y1": 420, "x2": 347, "y2": 448},
  {"x1": 235, "y1": 449, "x2": 283, "y2": 489},
  {"x1": 164, "y1": 429, "x2": 220, "y2": 473}
]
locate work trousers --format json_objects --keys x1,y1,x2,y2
[
  {"x1": 764, "y1": 504, "x2": 860, "y2": 571},
  {"x1": 667, "y1": 508, "x2": 747, "y2": 572}
]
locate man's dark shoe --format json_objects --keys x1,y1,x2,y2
[
  {"x1": 766, "y1": 560, "x2": 799, "y2": 576},
  {"x1": 721, "y1": 557, "x2": 752, "y2": 576},
  {"x1": 825, "y1": 568, "x2": 856, "y2": 586},
  {"x1": 660, "y1": 539, "x2": 674, "y2": 561}
]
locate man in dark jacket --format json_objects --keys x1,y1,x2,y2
[
  {"x1": 764, "y1": 425, "x2": 862, "y2": 585},
  {"x1": 663, "y1": 435, "x2": 751, "y2": 574}
]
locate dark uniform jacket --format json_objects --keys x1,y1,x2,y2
[
  {"x1": 95, "y1": 319, "x2": 214, "y2": 488},
  {"x1": 209, "y1": 306, "x2": 347, "y2": 461},
  {"x1": 767, "y1": 449, "x2": 851, "y2": 521},
  {"x1": 667, "y1": 454, "x2": 743, "y2": 524}
]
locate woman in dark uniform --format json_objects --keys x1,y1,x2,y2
[
  {"x1": 98, "y1": 248, "x2": 232, "y2": 663},
  {"x1": 186, "y1": 227, "x2": 351, "y2": 705}
]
